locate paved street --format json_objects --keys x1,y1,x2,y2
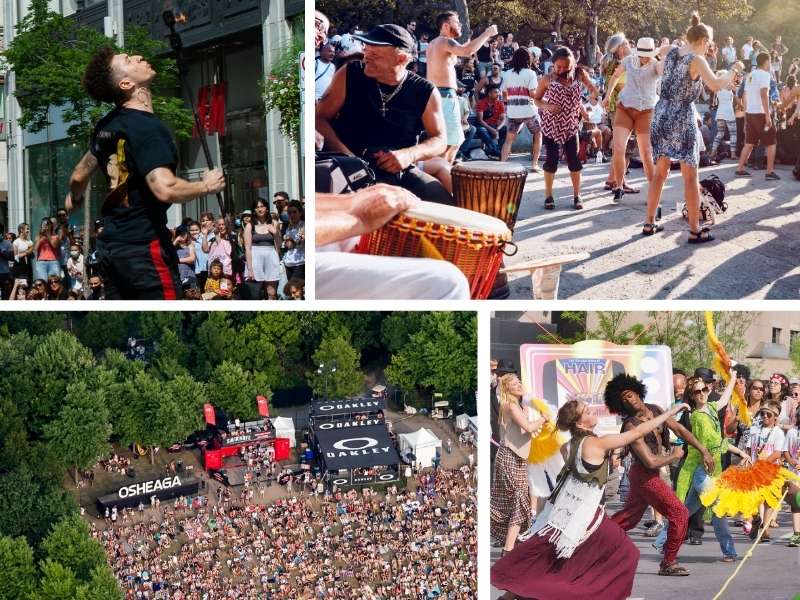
[
  {"x1": 502, "y1": 157, "x2": 800, "y2": 299},
  {"x1": 490, "y1": 501, "x2": 800, "y2": 600}
]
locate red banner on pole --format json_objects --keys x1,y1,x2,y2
[
  {"x1": 203, "y1": 403, "x2": 216, "y2": 426},
  {"x1": 256, "y1": 395, "x2": 269, "y2": 417}
]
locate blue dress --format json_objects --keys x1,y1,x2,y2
[{"x1": 651, "y1": 48, "x2": 704, "y2": 167}]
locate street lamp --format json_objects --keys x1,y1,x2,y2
[{"x1": 317, "y1": 361, "x2": 337, "y2": 400}]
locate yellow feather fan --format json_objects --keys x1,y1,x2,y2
[
  {"x1": 528, "y1": 398, "x2": 564, "y2": 464},
  {"x1": 705, "y1": 311, "x2": 750, "y2": 427},
  {"x1": 700, "y1": 460, "x2": 800, "y2": 517}
]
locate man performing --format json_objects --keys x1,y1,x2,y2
[
  {"x1": 316, "y1": 24, "x2": 453, "y2": 204},
  {"x1": 426, "y1": 13, "x2": 497, "y2": 162},
  {"x1": 66, "y1": 47, "x2": 226, "y2": 299},
  {"x1": 605, "y1": 373, "x2": 714, "y2": 576}
]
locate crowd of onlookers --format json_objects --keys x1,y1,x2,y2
[
  {"x1": 0, "y1": 192, "x2": 305, "y2": 300},
  {"x1": 91, "y1": 466, "x2": 476, "y2": 599}
]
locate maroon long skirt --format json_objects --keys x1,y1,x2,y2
[{"x1": 491, "y1": 514, "x2": 639, "y2": 600}]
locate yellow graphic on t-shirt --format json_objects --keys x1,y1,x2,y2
[{"x1": 103, "y1": 138, "x2": 130, "y2": 209}]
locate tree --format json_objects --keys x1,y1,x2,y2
[
  {"x1": 207, "y1": 361, "x2": 271, "y2": 421},
  {"x1": 40, "y1": 515, "x2": 106, "y2": 583},
  {"x1": 137, "y1": 313, "x2": 184, "y2": 342},
  {"x1": 43, "y1": 382, "x2": 112, "y2": 484},
  {"x1": 150, "y1": 328, "x2": 190, "y2": 380},
  {"x1": 3, "y1": 0, "x2": 192, "y2": 145},
  {"x1": 0, "y1": 536, "x2": 37, "y2": 600},
  {"x1": 0, "y1": 467, "x2": 76, "y2": 545},
  {"x1": 34, "y1": 559, "x2": 79, "y2": 600},
  {"x1": 308, "y1": 335, "x2": 363, "y2": 399},
  {"x1": 235, "y1": 314, "x2": 305, "y2": 387},
  {"x1": 380, "y1": 312, "x2": 426, "y2": 354},
  {"x1": 190, "y1": 312, "x2": 237, "y2": 380},
  {"x1": 0, "y1": 313, "x2": 66, "y2": 337},
  {"x1": 75, "y1": 565, "x2": 124, "y2": 600},
  {"x1": 18, "y1": 330, "x2": 96, "y2": 434},
  {"x1": 75, "y1": 313, "x2": 131, "y2": 352}
]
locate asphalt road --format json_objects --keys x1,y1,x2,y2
[
  {"x1": 502, "y1": 157, "x2": 800, "y2": 300},
  {"x1": 490, "y1": 501, "x2": 800, "y2": 600}
]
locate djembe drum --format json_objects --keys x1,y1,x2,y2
[
  {"x1": 452, "y1": 160, "x2": 528, "y2": 298},
  {"x1": 354, "y1": 201, "x2": 514, "y2": 299}
]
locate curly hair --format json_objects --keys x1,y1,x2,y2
[
  {"x1": 83, "y1": 46, "x2": 126, "y2": 105},
  {"x1": 604, "y1": 373, "x2": 647, "y2": 415}
]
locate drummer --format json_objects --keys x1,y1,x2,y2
[
  {"x1": 315, "y1": 185, "x2": 470, "y2": 299},
  {"x1": 316, "y1": 24, "x2": 455, "y2": 205},
  {"x1": 426, "y1": 12, "x2": 498, "y2": 163}
]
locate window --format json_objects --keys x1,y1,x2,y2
[{"x1": 772, "y1": 327, "x2": 782, "y2": 344}]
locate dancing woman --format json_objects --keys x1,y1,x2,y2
[
  {"x1": 533, "y1": 47, "x2": 598, "y2": 210},
  {"x1": 490, "y1": 373, "x2": 548, "y2": 554},
  {"x1": 645, "y1": 13, "x2": 741, "y2": 241},
  {"x1": 603, "y1": 38, "x2": 663, "y2": 206},
  {"x1": 492, "y1": 397, "x2": 690, "y2": 599},
  {"x1": 601, "y1": 33, "x2": 637, "y2": 193},
  {"x1": 653, "y1": 372, "x2": 752, "y2": 561}
]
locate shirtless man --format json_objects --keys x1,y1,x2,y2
[{"x1": 426, "y1": 12, "x2": 497, "y2": 162}]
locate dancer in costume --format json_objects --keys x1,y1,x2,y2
[
  {"x1": 781, "y1": 406, "x2": 800, "y2": 546},
  {"x1": 746, "y1": 402, "x2": 786, "y2": 541},
  {"x1": 645, "y1": 13, "x2": 741, "y2": 242},
  {"x1": 492, "y1": 397, "x2": 690, "y2": 600},
  {"x1": 607, "y1": 373, "x2": 714, "y2": 576},
  {"x1": 491, "y1": 373, "x2": 549, "y2": 553},
  {"x1": 524, "y1": 396, "x2": 565, "y2": 515},
  {"x1": 653, "y1": 371, "x2": 752, "y2": 561}
]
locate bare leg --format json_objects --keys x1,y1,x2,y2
[
  {"x1": 422, "y1": 157, "x2": 453, "y2": 194},
  {"x1": 443, "y1": 145, "x2": 459, "y2": 164},
  {"x1": 504, "y1": 524, "x2": 521, "y2": 552},
  {"x1": 501, "y1": 130, "x2": 517, "y2": 162},
  {"x1": 569, "y1": 170, "x2": 581, "y2": 196},
  {"x1": 531, "y1": 132, "x2": 542, "y2": 167},
  {"x1": 611, "y1": 125, "x2": 632, "y2": 188},
  {"x1": 680, "y1": 162, "x2": 701, "y2": 234},
  {"x1": 645, "y1": 157, "x2": 671, "y2": 223},
  {"x1": 543, "y1": 170, "x2": 555, "y2": 198},
  {"x1": 636, "y1": 132, "x2": 655, "y2": 183},
  {"x1": 738, "y1": 143, "x2": 755, "y2": 171},
  {"x1": 766, "y1": 144, "x2": 777, "y2": 174}
]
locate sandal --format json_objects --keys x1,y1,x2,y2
[
  {"x1": 688, "y1": 227, "x2": 714, "y2": 244},
  {"x1": 544, "y1": 196, "x2": 555, "y2": 210},
  {"x1": 604, "y1": 181, "x2": 615, "y2": 191},
  {"x1": 642, "y1": 222, "x2": 664, "y2": 236},
  {"x1": 721, "y1": 556, "x2": 736, "y2": 563},
  {"x1": 735, "y1": 169, "x2": 752, "y2": 177},
  {"x1": 658, "y1": 562, "x2": 690, "y2": 576},
  {"x1": 573, "y1": 196, "x2": 583, "y2": 210},
  {"x1": 612, "y1": 188, "x2": 624, "y2": 202},
  {"x1": 622, "y1": 184, "x2": 640, "y2": 194}
]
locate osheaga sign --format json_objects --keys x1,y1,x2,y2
[
  {"x1": 118, "y1": 476, "x2": 182, "y2": 499},
  {"x1": 318, "y1": 401, "x2": 380, "y2": 412},
  {"x1": 325, "y1": 437, "x2": 390, "y2": 458},
  {"x1": 332, "y1": 472, "x2": 398, "y2": 486},
  {"x1": 318, "y1": 419, "x2": 381, "y2": 429}
]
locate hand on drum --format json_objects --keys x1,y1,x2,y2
[
  {"x1": 373, "y1": 149, "x2": 413, "y2": 174},
  {"x1": 351, "y1": 184, "x2": 420, "y2": 233}
]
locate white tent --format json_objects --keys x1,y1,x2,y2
[
  {"x1": 455, "y1": 413, "x2": 470, "y2": 430},
  {"x1": 398, "y1": 427, "x2": 442, "y2": 469},
  {"x1": 272, "y1": 416, "x2": 296, "y2": 448}
]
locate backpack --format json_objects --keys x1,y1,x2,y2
[
  {"x1": 315, "y1": 152, "x2": 376, "y2": 194},
  {"x1": 700, "y1": 174, "x2": 727, "y2": 212}
]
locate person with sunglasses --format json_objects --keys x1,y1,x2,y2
[
  {"x1": 778, "y1": 382, "x2": 800, "y2": 433},
  {"x1": 746, "y1": 402, "x2": 786, "y2": 542},
  {"x1": 654, "y1": 371, "x2": 751, "y2": 562},
  {"x1": 781, "y1": 405, "x2": 800, "y2": 547}
]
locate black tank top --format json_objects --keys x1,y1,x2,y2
[
  {"x1": 477, "y1": 45, "x2": 491, "y2": 62},
  {"x1": 333, "y1": 61, "x2": 434, "y2": 156}
]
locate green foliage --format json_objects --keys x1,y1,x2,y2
[
  {"x1": 381, "y1": 312, "x2": 426, "y2": 354},
  {"x1": 308, "y1": 335, "x2": 364, "y2": 398},
  {"x1": 43, "y1": 382, "x2": 112, "y2": 479},
  {"x1": 191, "y1": 312, "x2": 237, "y2": 380},
  {"x1": 150, "y1": 329, "x2": 190, "y2": 380},
  {"x1": 3, "y1": 2, "x2": 192, "y2": 144},
  {"x1": 262, "y1": 34, "x2": 303, "y2": 145},
  {"x1": 586, "y1": 312, "x2": 654, "y2": 345},
  {"x1": 0, "y1": 536, "x2": 37, "y2": 600},
  {"x1": 207, "y1": 361, "x2": 271, "y2": 421},
  {"x1": 385, "y1": 313, "x2": 477, "y2": 409},
  {"x1": 40, "y1": 515, "x2": 106, "y2": 583},
  {"x1": 137, "y1": 313, "x2": 184, "y2": 341},
  {"x1": 75, "y1": 313, "x2": 132, "y2": 353},
  {"x1": 34, "y1": 559, "x2": 79, "y2": 600},
  {"x1": 75, "y1": 565, "x2": 124, "y2": 600},
  {"x1": 0, "y1": 313, "x2": 66, "y2": 337},
  {"x1": 791, "y1": 337, "x2": 800, "y2": 379}
]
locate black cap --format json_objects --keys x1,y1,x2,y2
[
  {"x1": 353, "y1": 24, "x2": 416, "y2": 54},
  {"x1": 495, "y1": 360, "x2": 517, "y2": 376},
  {"x1": 694, "y1": 368, "x2": 716, "y2": 383}
]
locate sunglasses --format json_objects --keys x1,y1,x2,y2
[{"x1": 692, "y1": 387, "x2": 709, "y2": 395}]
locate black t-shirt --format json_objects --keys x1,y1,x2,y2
[
  {"x1": 90, "y1": 107, "x2": 178, "y2": 244},
  {"x1": 500, "y1": 45, "x2": 514, "y2": 63},
  {"x1": 333, "y1": 62, "x2": 434, "y2": 156},
  {"x1": 476, "y1": 44, "x2": 492, "y2": 63}
]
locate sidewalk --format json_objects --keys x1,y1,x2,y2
[{"x1": 502, "y1": 158, "x2": 800, "y2": 299}]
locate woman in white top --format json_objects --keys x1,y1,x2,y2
[
  {"x1": 603, "y1": 37, "x2": 664, "y2": 204},
  {"x1": 747, "y1": 402, "x2": 785, "y2": 541},
  {"x1": 244, "y1": 199, "x2": 282, "y2": 296},
  {"x1": 500, "y1": 48, "x2": 542, "y2": 171},
  {"x1": 12, "y1": 222, "x2": 34, "y2": 283}
]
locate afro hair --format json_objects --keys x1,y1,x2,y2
[
  {"x1": 604, "y1": 373, "x2": 647, "y2": 415},
  {"x1": 83, "y1": 46, "x2": 126, "y2": 105}
]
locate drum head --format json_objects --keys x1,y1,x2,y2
[
  {"x1": 401, "y1": 201, "x2": 511, "y2": 236},
  {"x1": 451, "y1": 160, "x2": 527, "y2": 176}
]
